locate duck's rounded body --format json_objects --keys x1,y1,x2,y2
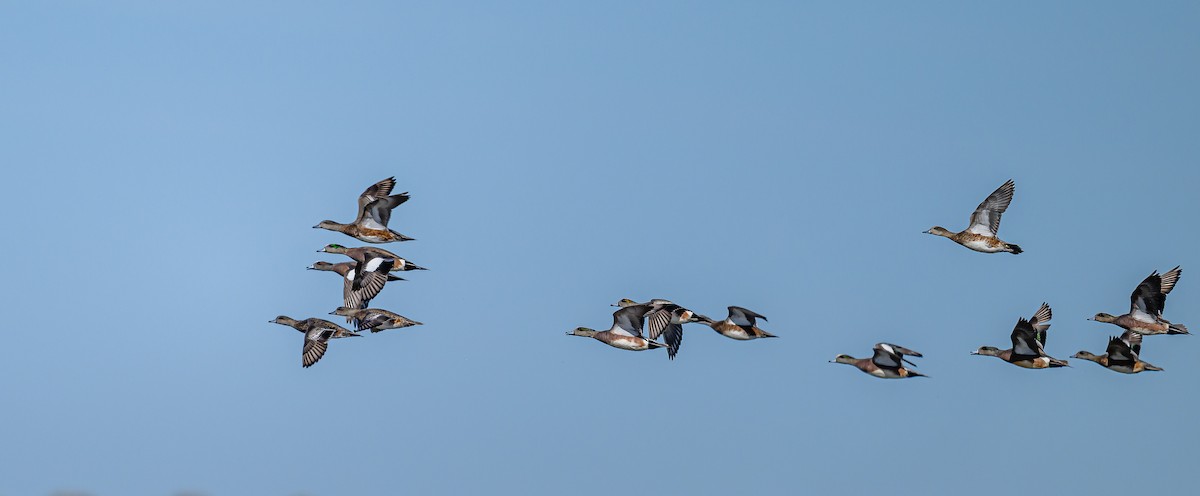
[
  {"x1": 1072, "y1": 352, "x2": 1161, "y2": 374},
  {"x1": 567, "y1": 327, "x2": 665, "y2": 351},
  {"x1": 707, "y1": 321, "x2": 775, "y2": 340},
  {"x1": 330, "y1": 307, "x2": 422, "y2": 333},
  {"x1": 314, "y1": 223, "x2": 415, "y2": 244},
  {"x1": 973, "y1": 347, "x2": 1069, "y2": 369},
  {"x1": 1092, "y1": 313, "x2": 1187, "y2": 336},
  {"x1": 699, "y1": 306, "x2": 777, "y2": 340},
  {"x1": 318, "y1": 244, "x2": 425, "y2": 271},
  {"x1": 925, "y1": 227, "x2": 1022, "y2": 254},
  {"x1": 596, "y1": 331, "x2": 664, "y2": 351}
]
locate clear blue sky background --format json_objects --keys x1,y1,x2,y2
[{"x1": 1, "y1": 2, "x2": 1197, "y2": 495}]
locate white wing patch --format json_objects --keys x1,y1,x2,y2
[
  {"x1": 364, "y1": 257, "x2": 387, "y2": 272},
  {"x1": 1129, "y1": 309, "x2": 1157, "y2": 324},
  {"x1": 966, "y1": 212, "x2": 996, "y2": 236},
  {"x1": 360, "y1": 216, "x2": 387, "y2": 230},
  {"x1": 610, "y1": 327, "x2": 636, "y2": 337}
]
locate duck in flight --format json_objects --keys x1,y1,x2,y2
[
  {"x1": 567, "y1": 304, "x2": 666, "y2": 352},
  {"x1": 329, "y1": 307, "x2": 422, "y2": 333},
  {"x1": 314, "y1": 176, "x2": 415, "y2": 244},
  {"x1": 269, "y1": 316, "x2": 361, "y2": 368},
  {"x1": 831, "y1": 343, "x2": 926, "y2": 379},
  {"x1": 1072, "y1": 330, "x2": 1163, "y2": 374},
  {"x1": 319, "y1": 244, "x2": 426, "y2": 272},
  {"x1": 696, "y1": 306, "x2": 777, "y2": 341},
  {"x1": 1090, "y1": 266, "x2": 1188, "y2": 335},
  {"x1": 612, "y1": 298, "x2": 705, "y2": 360},
  {"x1": 972, "y1": 303, "x2": 1068, "y2": 368},
  {"x1": 307, "y1": 255, "x2": 396, "y2": 324},
  {"x1": 924, "y1": 179, "x2": 1022, "y2": 254}
]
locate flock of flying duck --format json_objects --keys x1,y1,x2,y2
[
  {"x1": 267, "y1": 177, "x2": 1188, "y2": 373},
  {"x1": 568, "y1": 179, "x2": 1190, "y2": 378},
  {"x1": 567, "y1": 299, "x2": 776, "y2": 359},
  {"x1": 270, "y1": 177, "x2": 424, "y2": 367},
  {"x1": 836, "y1": 179, "x2": 1186, "y2": 378}
]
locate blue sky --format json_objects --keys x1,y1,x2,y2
[{"x1": 1, "y1": 1, "x2": 1198, "y2": 494}]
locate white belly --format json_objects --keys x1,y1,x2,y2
[
  {"x1": 720, "y1": 329, "x2": 752, "y2": 340},
  {"x1": 606, "y1": 337, "x2": 648, "y2": 351},
  {"x1": 962, "y1": 238, "x2": 1002, "y2": 253}
]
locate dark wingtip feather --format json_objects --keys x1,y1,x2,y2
[{"x1": 1007, "y1": 243, "x2": 1023, "y2": 254}]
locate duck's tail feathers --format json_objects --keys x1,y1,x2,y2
[
  {"x1": 1168, "y1": 322, "x2": 1189, "y2": 335},
  {"x1": 1049, "y1": 357, "x2": 1070, "y2": 368},
  {"x1": 1006, "y1": 243, "x2": 1023, "y2": 254},
  {"x1": 906, "y1": 370, "x2": 929, "y2": 378},
  {"x1": 647, "y1": 340, "x2": 667, "y2": 350},
  {"x1": 1143, "y1": 362, "x2": 1164, "y2": 372},
  {"x1": 390, "y1": 229, "x2": 416, "y2": 242}
]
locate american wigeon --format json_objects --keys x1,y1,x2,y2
[
  {"x1": 308, "y1": 261, "x2": 406, "y2": 282},
  {"x1": 697, "y1": 306, "x2": 777, "y2": 340},
  {"x1": 612, "y1": 298, "x2": 705, "y2": 360},
  {"x1": 329, "y1": 307, "x2": 422, "y2": 333},
  {"x1": 1090, "y1": 266, "x2": 1188, "y2": 335},
  {"x1": 568, "y1": 304, "x2": 666, "y2": 352},
  {"x1": 831, "y1": 343, "x2": 927, "y2": 379},
  {"x1": 925, "y1": 179, "x2": 1022, "y2": 254},
  {"x1": 314, "y1": 177, "x2": 415, "y2": 244},
  {"x1": 1072, "y1": 331, "x2": 1163, "y2": 374},
  {"x1": 318, "y1": 244, "x2": 426, "y2": 272},
  {"x1": 972, "y1": 303, "x2": 1069, "y2": 368},
  {"x1": 307, "y1": 255, "x2": 396, "y2": 318},
  {"x1": 269, "y1": 316, "x2": 361, "y2": 368}
]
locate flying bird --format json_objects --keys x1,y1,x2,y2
[
  {"x1": 696, "y1": 306, "x2": 777, "y2": 340},
  {"x1": 318, "y1": 244, "x2": 426, "y2": 272},
  {"x1": 313, "y1": 176, "x2": 415, "y2": 244},
  {"x1": 1090, "y1": 266, "x2": 1188, "y2": 335},
  {"x1": 307, "y1": 255, "x2": 396, "y2": 324},
  {"x1": 612, "y1": 298, "x2": 706, "y2": 360},
  {"x1": 972, "y1": 303, "x2": 1068, "y2": 368},
  {"x1": 567, "y1": 304, "x2": 666, "y2": 352},
  {"x1": 924, "y1": 179, "x2": 1022, "y2": 254},
  {"x1": 831, "y1": 343, "x2": 927, "y2": 379},
  {"x1": 330, "y1": 307, "x2": 423, "y2": 333},
  {"x1": 269, "y1": 316, "x2": 361, "y2": 368},
  {"x1": 1072, "y1": 331, "x2": 1163, "y2": 374}
]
